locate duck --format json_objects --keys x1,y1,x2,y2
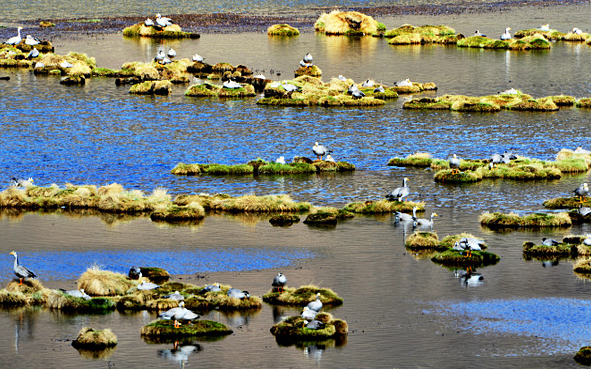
[
  {"x1": 24, "y1": 35, "x2": 40, "y2": 45},
  {"x1": 449, "y1": 154, "x2": 461, "y2": 174},
  {"x1": 474, "y1": 30, "x2": 487, "y2": 37},
  {"x1": 352, "y1": 89, "x2": 365, "y2": 99},
  {"x1": 500, "y1": 87, "x2": 518, "y2": 95},
  {"x1": 154, "y1": 50, "x2": 165, "y2": 63},
  {"x1": 299, "y1": 59, "x2": 313, "y2": 68},
  {"x1": 137, "y1": 280, "x2": 161, "y2": 290},
  {"x1": 574, "y1": 182, "x2": 589, "y2": 202},
  {"x1": 413, "y1": 213, "x2": 438, "y2": 229},
  {"x1": 167, "y1": 48, "x2": 176, "y2": 59},
  {"x1": 583, "y1": 234, "x2": 591, "y2": 246},
  {"x1": 272, "y1": 272, "x2": 287, "y2": 292},
  {"x1": 361, "y1": 79, "x2": 374, "y2": 87},
  {"x1": 5, "y1": 27, "x2": 23, "y2": 45},
  {"x1": 541, "y1": 237, "x2": 560, "y2": 246},
  {"x1": 386, "y1": 177, "x2": 409, "y2": 202},
  {"x1": 395, "y1": 78, "x2": 412, "y2": 87},
  {"x1": 572, "y1": 27, "x2": 583, "y2": 35},
  {"x1": 313, "y1": 142, "x2": 332, "y2": 161},
  {"x1": 575, "y1": 147, "x2": 591, "y2": 155},
  {"x1": 254, "y1": 73, "x2": 265, "y2": 79},
  {"x1": 374, "y1": 85, "x2": 385, "y2": 93},
  {"x1": 155, "y1": 13, "x2": 173, "y2": 28},
  {"x1": 299, "y1": 53, "x2": 313, "y2": 67},
  {"x1": 60, "y1": 288, "x2": 91, "y2": 300},
  {"x1": 11, "y1": 177, "x2": 34, "y2": 188},
  {"x1": 222, "y1": 80, "x2": 242, "y2": 89},
  {"x1": 227, "y1": 288, "x2": 250, "y2": 299},
  {"x1": 275, "y1": 156, "x2": 286, "y2": 164},
  {"x1": 9, "y1": 251, "x2": 36, "y2": 285},
  {"x1": 144, "y1": 18, "x2": 154, "y2": 27},
  {"x1": 325, "y1": 154, "x2": 335, "y2": 163},
  {"x1": 60, "y1": 61, "x2": 73, "y2": 69},
  {"x1": 307, "y1": 293, "x2": 323, "y2": 312},
  {"x1": 301, "y1": 306, "x2": 318, "y2": 320},
  {"x1": 163, "y1": 291, "x2": 184, "y2": 301},
  {"x1": 395, "y1": 206, "x2": 418, "y2": 222},
  {"x1": 192, "y1": 53, "x2": 204, "y2": 62},
  {"x1": 539, "y1": 24, "x2": 550, "y2": 31},
  {"x1": 500, "y1": 27, "x2": 512, "y2": 40}
]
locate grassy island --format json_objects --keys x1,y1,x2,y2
[
  {"x1": 122, "y1": 23, "x2": 200, "y2": 39},
  {"x1": 141, "y1": 320, "x2": 232, "y2": 339},
  {"x1": 270, "y1": 313, "x2": 348, "y2": 340},
  {"x1": 314, "y1": 10, "x2": 385, "y2": 36},
  {"x1": 262, "y1": 285, "x2": 343, "y2": 307},
  {"x1": 479, "y1": 212, "x2": 572, "y2": 229}
]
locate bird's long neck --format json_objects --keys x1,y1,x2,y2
[{"x1": 13, "y1": 254, "x2": 18, "y2": 268}]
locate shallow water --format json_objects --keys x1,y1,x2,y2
[{"x1": 2, "y1": 4, "x2": 591, "y2": 369}]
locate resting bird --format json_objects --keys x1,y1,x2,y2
[
  {"x1": 202, "y1": 283, "x2": 221, "y2": 292},
  {"x1": 500, "y1": 27, "x2": 512, "y2": 40},
  {"x1": 474, "y1": 30, "x2": 487, "y2": 37},
  {"x1": 163, "y1": 291, "x2": 184, "y2": 301},
  {"x1": 155, "y1": 13, "x2": 173, "y2": 28},
  {"x1": 272, "y1": 272, "x2": 287, "y2": 292},
  {"x1": 583, "y1": 234, "x2": 591, "y2": 246},
  {"x1": 60, "y1": 288, "x2": 91, "y2": 300},
  {"x1": 159, "y1": 301, "x2": 199, "y2": 328},
  {"x1": 575, "y1": 147, "x2": 591, "y2": 155},
  {"x1": 192, "y1": 53, "x2": 204, "y2": 62},
  {"x1": 25, "y1": 35, "x2": 40, "y2": 45},
  {"x1": 348, "y1": 84, "x2": 359, "y2": 94},
  {"x1": 5, "y1": 27, "x2": 23, "y2": 45},
  {"x1": 449, "y1": 154, "x2": 461, "y2": 174},
  {"x1": 301, "y1": 306, "x2": 318, "y2": 320},
  {"x1": 11, "y1": 177, "x2": 34, "y2": 187},
  {"x1": 325, "y1": 154, "x2": 335, "y2": 163},
  {"x1": 413, "y1": 213, "x2": 437, "y2": 229},
  {"x1": 144, "y1": 18, "x2": 154, "y2": 27},
  {"x1": 572, "y1": 27, "x2": 583, "y2": 35},
  {"x1": 361, "y1": 79, "x2": 374, "y2": 87},
  {"x1": 539, "y1": 24, "x2": 550, "y2": 31},
  {"x1": 352, "y1": 89, "x2": 365, "y2": 99},
  {"x1": 223, "y1": 80, "x2": 241, "y2": 89},
  {"x1": 282, "y1": 83, "x2": 299, "y2": 92},
  {"x1": 574, "y1": 182, "x2": 589, "y2": 202},
  {"x1": 138, "y1": 280, "x2": 161, "y2": 290},
  {"x1": 313, "y1": 142, "x2": 332, "y2": 161},
  {"x1": 395, "y1": 78, "x2": 412, "y2": 87},
  {"x1": 27, "y1": 48, "x2": 39, "y2": 59},
  {"x1": 307, "y1": 293, "x2": 323, "y2": 312},
  {"x1": 542, "y1": 237, "x2": 559, "y2": 246},
  {"x1": 275, "y1": 156, "x2": 286, "y2": 164},
  {"x1": 338, "y1": 75, "x2": 347, "y2": 81},
  {"x1": 459, "y1": 272, "x2": 484, "y2": 287},
  {"x1": 386, "y1": 177, "x2": 409, "y2": 202},
  {"x1": 304, "y1": 319, "x2": 325, "y2": 330},
  {"x1": 167, "y1": 48, "x2": 176, "y2": 59},
  {"x1": 299, "y1": 52, "x2": 313, "y2": 67},
  {"x1": 453, "y1": 237, "x2": 484, "y2": 257},
  {"x1": 227, "y1": 288, "x2": 250, "y2": 299},
  {"x1": 60, "y1": 61, "x2": 73, "y2": 69},
  {"x1": 579, "y1": 206, "x2": 591, "y2": 217},
  {"x1": 10, "y1": 251, "x2": 36, "y2": 285},
  {"x1": 374, "y1": 85, "x2": 385, "y2": 93}
]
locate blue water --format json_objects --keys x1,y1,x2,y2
[{"x1": 3, "y1": 248, "x2": 315, "y2": 280}]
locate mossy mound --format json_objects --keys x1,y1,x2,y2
[
  {"x1": 573, "y1": 258, "x2": 591, "y2": 274},
  {"x1": 78, "y1": 267, "x2": 136, "y2": 296},
  {"x1": 522, "y1": 241, "x2": 575, "y2": 257},
  {"x1": 185, "y1": 83, "x2": 256, "y2": 98},
  {"x1": 0, "y1": 281, "x2": 49, "y2": 307},
  {"x1": 72, "y1": 327, "x2": 117, "y2": 350},
  {"x1": 268, "y1": 24, "x2": 300, "y2": 36},
  {"x1": 183, "y1": 287, "x2": 262, "y2": 311},
  {"x1": 431, "y1": 249, "x2": 500, "y2": 267},
  {"x1": 385, "y1": 24, "x2": 457, "y2": 44},
  {"x1": 122, "y1": 23, "x2": 200, "y2": 39},
  {"x1": 314, "y1": 10, "x2": 381, "y2": 35},
  {"x1": 514, "y1": 28, "x2": 564, "y2": 41},
  {"x1": 46, "y1": 291, "x2": 116, "y2": 313},
  {"x1": 150, "y1": 203, "x2": 206, "y2": 222},
  {"x1": 434, "y1": 169, "x2": 482, "y2": 183},
  {"x1": 294, "y1": 65, "x2": 322, "y2": 78},
  {"x1": 439, "y1": 233, "x2": 487, "y2": 250},
  {"x1": 479, "y1": 212, "x2": 572, "y2": 229},
  {"x1": 118, "y1": 59, "x2": 194, "y2": 83},
  {"x1": 262, "y1": 285, "x2": 343, "y2": 306},
  {"x1": 14, "y1": 40, "x2": 54, "y2": 53},
  {"x1": 6, "y1": 278, "x2": 45, "y2": 294},
  {"x1": 135, "y1": 267, "x2": 170, "y2": 284},
  {"x1": 574, "y1": 346, "x2": 591, "y2": 365},
  {"x1": 269, "y1": 214, "x2": 300, "y2": 226},
  {"x1": 388, "y1": 152, "x2": 433, "y2": 167},
  {"x1": 543, "y1": 197, "x2": 591, "y2": 209},
  {"x1": 458, "y1": 34, "x2": 551, "y2": 50},
  {"x1": 171, "y1": 159, "x2": 355, "y2": 176},
  {"x1": 141, "y1": 319, "x2": 232, "y2": 338},
  {"x1": 129, "y1": 80, "x2": 172, "y2": 95},
  {"x1": 172, "y1": 193, "x2": 312, "y2": 214},
  {"x1": 405, "y1": 231, "x2": 442, "y2": 250},
  {"x1": 343, "y1": 199, "x2": 425, "y2": 214},
  {"x1": 270, "y1": 313, "x2": 348, "y2": 341}
]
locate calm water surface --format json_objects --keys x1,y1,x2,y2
[{"x1": 2, "y1": 4, "x2": 591, "y2": 369}]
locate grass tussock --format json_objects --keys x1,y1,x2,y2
[
  {"x1": 270, "y1": 314, "x2": 347, "y2": 340},
  {"x1": 262, "y1": 285, "x2": 343, "y2": 306},
  {"x1": 46, "y1": 291, "x2": 115, "y2": 312},
  {"x1": 479, "y1": 212, "x2": 572, "y2": 229},
  {"x1": 267, "y1": 24, "x2": 300, "y2": 36},
  {"x1": 544, "y1": 197, "x2": 591, "y2": 209},
  {"x1": 141, "y1": 319, "x2": 232, "y2": 338},
  {"x1": 343, "y1": 199, "x2": 425, "y2": 214},
  {"x1": 72, "y1": 327, "x2": 117, "y2": 349},
  {"x1": 314, "y1": 10, "x2": 381, "y2": 35},
  {"x1": 209, "y1": 194, "x2": 312, "y2": 213},
  {"x1": 431, "y1": 249, "x2": 500, "y2": 267},
  {"x1": 385, "y1": 24, "x2": 456, "y2": 44},
  {"x1": 388, "y1": 152, "x2": 433, "y2": 167},
  {"x1": 122, "y1": 22, "x2": 199, "y2": 39},
  {"x1": 78, "y1": 266, "x2": 135, "y2": 296},
  {"x1": 405, "y1": 231, "x2": 441, "y2": 250},
  {"x1": 573, "y1": 258, "x2": 591, "y2": 274},
  {"x1": 522, "y1": 241, "x2": 574, "y2": 257}
]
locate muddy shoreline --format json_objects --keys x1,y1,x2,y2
[{"x1": 0, "y1": 0, "x2": 586, "y2": 39}]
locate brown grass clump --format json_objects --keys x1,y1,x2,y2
[
  {"x1": 6, "y1": 279, "x2": 45, "y2": 294},
  {"x1": 209, "y1": 194, "x2": 312, "y2": 213},
  {"x1": 0, "y1": 289, "x2": 29, "y2": 307},
  {"x1": 72, "y1": 327, "x2": 117, "y2": 349},
  {"x1": 314, "y1": 10, "x2": 381, "y2": 35},
  {"x1": 78, "y1": 266, "x2": 135, "y2": 296},
  {"x1": 267, "y1": 24, "x2": 300, "y2": 36},
  {"x1": 343, "y1": 199, "x2": 425, "y2": 214},
  {"x1": 574, "y1": 258, "x2": 591, "y2": 274},
  {"x1": 141, "y1": 319, "x2": 232, "y2": 338},
  {"x1": 479, "y1": 212, "x2": 572, "y2": 229},
  {"x1": 405, "y1": 231, "x2": 441, "y2": 250},
  {"x1": 270, "y1": 314, "x2": 348, "y2": 340},
  {"x1": 262, "y1": 285, "x2": 343, "y2": 306}
]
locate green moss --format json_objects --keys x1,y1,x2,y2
[
  {"x1": 267, "y1": 24, "x2": 300, "y2": 36},
  {"x1": 141, "y1": 319, "x2": 232, "y2": 338},
  {"x1": 479, "y1": 212, "x2": 572, "y2": 229},
  {"x1": 270, "y1": 315, "x2": 347, "y2": 340},
  {"x1": 434, "y1": 169, "x2": 482, "y2": 183},
  {"x1": 405, "y1": 231, "x2": 443, "y2": 250},
  {"x1": 522, "y1": 241, "x2": 574, "y2": 257},
  {"x1": 544, "y1": 197, "x2": 591, "y2": 209},
  {"x1": 388, "y1": 153, "x2": 433, "y2": 167},
  {"x1": 343, "y1": 199, "x2": 425, "y2": 214},
  {"x1": 269, "y1": 214, "x2": 300, "y2": 226},
  {"x1": 262, "y1": 285, "x2": 343, "y2": 306},
  {"x1": 431, "y1": 249, "x2": 500, "y2": 267}
]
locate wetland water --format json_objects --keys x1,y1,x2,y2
[{"x1": 2, "y1": 3, "x2": 591, "y2": 368}]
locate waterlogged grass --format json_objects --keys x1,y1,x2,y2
[
  {"x1": 262, "y1": 285, "x2": 343, "y2": 306},
  {"x1": 431, "y1": 249, "x2": 500, "y2": 267},
  {"x1": 343, "y1": 199, "x2": 425, "y2": 214},
  {"x1": 171, "y1": 159, "x2": 354, "y2": 175},
  {"x1": 141, "y1": 319, "x2": 232, "y2": 338},
  {"x1": 387, "y1": 152, "x2": 433, "y2": 167},
  {"x1": 122, "y1": 23, "x2": 199, "y2": 39},
  {"x1": 270, "y1": 313, "x2": 348, "y2": 340},
  {"x1": 522, "y1": 241, "x2": 575, "y2": 257},
  {"x1": 405, "y1": 231, "x2": 441, "y2": 250},
  {"x1": 267, "y1": 24, "x2": 300, "y2": 36},
  {"x1": 479, "y1": 212, "x2": 572, "y2": 229},
  {"x1": 72, "y1": 327, "x2": 117, "y2": 350}
]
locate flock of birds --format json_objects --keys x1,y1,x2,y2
[{"x1": 472, "y1": 24, "x2": 584, "y2": 40}]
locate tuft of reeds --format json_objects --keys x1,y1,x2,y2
[
  {"x1": 71, "y1": 327, "x2": 117, "y2": 349},
  {"x1": 183, "y1": 284, "x2": 262, "y2": 311},
  {"x1": 141, "y1": 319, "x2": 232, "y2": 338},
  {"x1": 150, "y1": 203, "x2": 206, "y2": 222},
  {"x1": 388, "y1": 152, "x2": 433, "y2": 167},
  {"x1": 262, "y1": 285, "x2": 343, "y2": 306},
  {"x1": 314, "y1": 10, "x2": 381, "y2": 35},
  {"x1": 343, "y1": 199, "x2": 425, "y2": 214},
  {"x1": 78, "y1": 266, "x2": 135, "y2": 296},
  {"x1": 405, "y1": 231, "x2": 441, "y2": 250},
  {"x1": 270, "y1": 314, "x2": 347, "y2": 340},
  {"x1": 267, "y1": 24, "x2": 300, "y2": 36},
  {"x1": 522, "y1": 241, "x2": 574, "y2": 257},
  {"x1": 209, "y1": 194, "x2": 312, "y2": 213},
  {"x1": 479, "y1": 212, "x2": 572, "y2": 229},
  {"x1": 543, "y1": 197, "x2": 591, "y2": 209},
  {"x1": 46, "y1": 291, "x2": 116, "y2": 312},
  {"x1": 122, "y1": 23, "x2": 200, "y2": 39}
]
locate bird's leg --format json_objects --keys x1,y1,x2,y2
[
  {"x1": 19, "y1": 278, "x2": 23, "y2": 285},
  {"x1": 174, "y1": 320, "x2": 181, "y2": 328}
]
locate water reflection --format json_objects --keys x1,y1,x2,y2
[{"x1": 157, "y1": 341, "x2": 202, "y2": 368}]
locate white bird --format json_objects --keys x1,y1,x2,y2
[
  {"x1": 303, "y1": 53, "x2": 313, "y2": 64},
  {"x1": 10, "y1": 251, "x2": 37, "y2": 285},
  {"x1": 325, "y1": 154, "x2": 335, "y2": 162},
  {"x1": 338, "y1": 75, "x2": 347, "y2": 81},
  {"x1": 449, "y1": 154, "x2": 461, "y2": 174},
  {"x1": 307, "y1": 293, "x2": 322, "y2": 312},
  {"x1": 572, "y1": 27, "x2": 583, "y2": 35},
  {"x1": 275, "y1": 156, "x2": 286, "y2": 164},
  {"x1": 583, "y1": 234, "x2": 591, "y2": 246},
  {"x1": 25, "y1": 35, "x2": 40, "y2": 45},
  {"x1": 301, "y1": 306, "x2": 318, "y2": 320},
  {"x1": 352, "y1": 90, "x2": 365, "y2": 99},
  {"x1": 413, "y1": 213, "x2": 438, "y2": 229},
  {"x1": 282, "y1": 83, "x2": 299, "y2": 92},
  {"x1": 386, "y1": 177, "x2": 410, "y2": 202},
  {"x1": 144, "y1": 18, "x2": 154, "y2": 27},
  {"x1": 539, "y1": 24, "x2": 550, "y2": 31},
  {"x1": 155, "y1": 50, "x2": 166, "y2": 62},
  {"x1": 272, "y1": 272, "x2": 287, "y2": 292},
  {"x1": 348, "y1": 84, "x2": 359, "y2": 94},
  {"x1": 374, "y1": 86, "x2": 385, "y2": 93},
  {"x1": 163, "y1": 291, "x2": 184, "y2": 300},
  {"x1": 5, "y1": 27, "x2": 23, "y2": 45},
  {"x1": 27, "y1": 48, "x2": 39, "y2": 59},
  {"x1": 11, "y1": 177, "x2": 34, "y2": 187},
  {"x1": 202, "y1": 283, "x2": 221, "y2": 292},
  {"x1": 394, "y1": 206, "x2": 418, "y2": 222},
  {"x1": 155, "y1": 13, "x2": 173, "y2": 28},
  {"x1": 167, "y1": 48, "x2": 176, "y2": 59},
  {"x1": 222, "y1": 80, "x2": 242, "y2": 89},
  {"x1": 453, "y1": 237, "x2": 484, "y2": 256},
  {"x1": 34, "y1": 62, "x2": 44, "y2": 69},
  {"x1": 60, "y1": 61, "x2": 73, "y2": 69},
  {"x1": 500, "y1": 27, "x2": 512, "y2": 40},
  {"x1": 305, "y1": 319, "x2": 325, "y2": 330},
  {"x1": 395, "y1": 78, "x2": 413, "y2": 87},
  {"x1": 312, "y1": 142, "x2": 332, "y2": 161},
  {"x1": 541, "y1": 237, "x2": 560, "y2": 246},
  {"x1": 192, "y1": 53, "x2": 204, "y2": 62},
  {"x1": 254, "y1": 74, "x2": 265, "y2": 79},
  {"x1": 159, "y1": 301, "x2": 199, "y2": 327},
  {"x1": 299, "y1": 59, "x2": 313, "y2": 68},
  {"x1": 474, "y1": 30, "x2": 487, "y2": 37},
  {"x1": 574, "y1": 182, "x2": 590, "y2": 202},
  {"x1": 575, "y1": 147, "x2": 591, "y2": 155},
  {"x1": 227, "y1": 288, "x2": 250, "y2": 299},
  {"x1": 500, "y1": 87, "x2": 518, "y2": 95},
  {"x1": 138, "y1": 280, "x2": 161, "y2": 290},
  {"x1": 361, "y1": 79, "x2": 374, "y2": 87},
  {"x1": 60, "y1": 288, "x2": 91, "y2": 300},
  {"x1": 579, "y1": 206, "x2": 591, "y2": 216}
]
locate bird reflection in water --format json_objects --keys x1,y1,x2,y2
[
  {"x1": 542, "y1": 260, "x2": 560, "y2": 268},
  {"x1": 304, "y1": 342, "x2": 325, "y2": 364},
  {"x1": 454, "y1": 268, "x2": 484, "y2": 288},
  {"x1": 157, "y1": 341, "x2": 202, "y2": 368},
  {"x1": 271, "y1": 305, "x2": 289, "y2": 324}
]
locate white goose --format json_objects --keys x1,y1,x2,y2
[{"x1": 6, "y1": 27, "x2": 23, "y2": 45}]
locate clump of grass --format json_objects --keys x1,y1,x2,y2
[
  {"x1": 270, "y1": 313, "x2": 348, "y2": 340},
  {"x1": 434, "y1": 169, "x2": 482, "y2": 183},
  {"x1": 116, "y1": 290, "x2": 159, "y2": 311},
  {"x1": 141, "y1": 319, "x2": 232, "y2": 338},
  {"x1": 405, "y1": 231, "x2": 441, "y2": 250},
  {"x1": 388, "y1": 152, "x2": 433, "y2": 167},
  {"x1": 39, "y1": 21, "x2": 55, "y2": 27},
  {"x1": 343, "y1": 199, "x2": 425, "y2": 214},
  {"x1": 431, "y1": 249, "x2": 500, "y2": 267},
  {"x1": 122, "y1": 23, "x2": 199, "y2": 39},
  {"x1": 72, "y1": 327, "x2": 117, "y2": 349},
  {"x1": 262, "y1": 285, "x2": 343, "y2": 306},
  {"x1": 574, "y1": 346, "x2": 591, "y2": 366},
  {"x1": 183, "y1": 283, "x2": 262, "y2": 311},
  {"x1": 78, "y1": 266, "x2": 135, "y2": 296},
  {"x1": 210, "y1": 194, "x2": 311, "y2": 213},
  {"x1": 314, "y1": 10, "x2": 381, "y2": 35},
  {"x1": 439, "y1": 233, "x2": 487, "y2": 249},
  {"x1": 129, "y1": 80, "x2": 172, "y2": 95},
  {"x1": 269, "y1": 214, "x2": 300, "y2": 226},
  {"x1": 294, "y1": 65, "x2": 322, "y2": 77},
  {"x1": 150, "y1": 203, "x2": 206, "y2": 222},
  {"x1": 522, "y1": 241, "x2": 574, "y2": 257},
  {"x1": 46, "y1": 291, "x2": 115, "y2": 312},
  {"x1": 479, "y1": 212, "x2": 572, "y2": 229},
  {"x1": 6, "y1": 278, "x2": 45, "y2": 294},
  {"x1": 573, "y1": 258, "x2": 591, "y2": 274},
  {"x1": 170, "y1": 163, "x2": 202, "y2": 175}
]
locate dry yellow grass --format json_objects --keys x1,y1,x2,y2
[
  {"x1": 315, "y1": 10, "x2": 380, "y2": 35},
  {"x1": 72, "y1": 327, "x2": 117, "y2": 349},
  {"x1": 78, "y1": 266, "x2": 135, "y2": 296}
]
